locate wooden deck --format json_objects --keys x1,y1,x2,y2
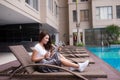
[
  {"x1": 0, "y1": 46, "x2": 120, "y2": 80},
  {"x1": 86, "y1": 48, "x2": 120, "y2": 80}
]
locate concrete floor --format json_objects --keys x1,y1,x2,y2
[
  {"x1": 0, "y1": 52, "x2": 32, "y2": 65},
  {"x1": 0, "y1": 52, "x2": 16, "y2": 65}
]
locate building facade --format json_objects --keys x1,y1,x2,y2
[
  {"x1": 39, "y1": 0, "x2": 60, "y2": 44},
  {"x1": 92, "y1": 0, "x2": 120, "y2": 28},
  {"x1": 68, "y1": 0, "x2": 91, "y2": 45},
  {"x1": 0, "y1": 0, "x2": 120, "y2": 51},
  {"x1": 0, "y1": 0, "x2": 41, "y2": 25},
  {"x1": 68, "y1": 0, "x2": 120, "y2": 46},
  {"x1": 0, "y1": 0, "x2": 62, "y2": 51},
  {"x1": 58, "y1": 0, "x2": 69, "y2": 45}
]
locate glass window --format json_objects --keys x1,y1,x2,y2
[
  {"x1": 54, "y1": 1, "x2": 58, "y2": 17},
  {"x1": 73, "y1": 10, "x2": 77, "y2": 22},
  {"x1": 81, "y1": 0, "x2": 88, "y2": 2},
  {"x1": 72, "y1": 0, "x2": 76, "y2": 2},
  {"x1": 96, "y1": 6, "x2": 112, "y2": 20},
  {"x1": 48, "y1": 0, "x2": 53, "y2": 12},
  {"x1": 33, "y1": 0, "x2": 38, "y2": 11},
  {"x1": 25, "y1": 0, "x2": 30, "y2": 4},
  {"x1": 80, "y1": 10, "x2": 89, "y2": 21},
  {"x1": 48, "y1": 0, "x2": 51, "y2": 10},
  {"x1": 116, "y1": 5, "x2": 120, "y2": 18},
  {"x1": 25, "y1": 0, "x2": 39, "y2": 11},
  {"x1": 0, "y1": 25, "x2": 39, "y2": 43},
  {"x1": 96, "y1": 7, "x2": 100, "y2": 20}
]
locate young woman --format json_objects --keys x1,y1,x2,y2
[{"x1": 32, "y1": 31, "x2": 89, "y2": 72}]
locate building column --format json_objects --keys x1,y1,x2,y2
[
  {"x1": 69, "y1": 30, "x2": 73, "y2": 45},
  {"x1": 83, "y1": 30, "x2": 85, "y2": 44},
  {"x1": 55, "y1": 33, "x2": 59, "y2": 45}
]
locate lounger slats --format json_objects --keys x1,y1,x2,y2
[
  {"x1": 69, "y1": 58, "x2": 95, "y2": 64},
  {"x1": 62, "y1": 53, "x2": 89, "y2": 57}
]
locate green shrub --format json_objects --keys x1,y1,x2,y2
[
  {"x1": 105, "y1": 24, "x2": 120, "y2": 44},
  {"x1": 76, "y1": 42, "x2": 85, "y2": 47},
  {"x1": 110, "y1": 41, "x2": 120, "y2": 44}
]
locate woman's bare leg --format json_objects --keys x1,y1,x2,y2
[
  {"x1": 59, "y1": 54, "x2": 66, "y2": 59},
  {"x1": 59, "y1": 54, "x2": 89, "y2": 72},
  {"x1": 59, "y1": 54, "x2": 79, "y2": 68}
]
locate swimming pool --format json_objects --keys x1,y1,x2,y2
[{"x1": 87, "y1": 46, "x2": 120, "y2": 72}]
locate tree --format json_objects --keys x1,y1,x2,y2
[{"x1": 105, "y1": 24, "x2": 120, "y2": 44}]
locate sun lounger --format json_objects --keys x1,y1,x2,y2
[
  {"x1": 7, "y1": 45, "x2": 88, "y2": 80},
  {"x1": 69, "y1": 58, "x2": 95, "y2": 64},
  {"x1": 71, "y1": 51, "x2": 87, "y2": 54},
  {"x1": 61, "y1": 48, "x2": 87, "y2": 54},
  {"x1": 0, "y1": 45, "x2": 107, "y2": 80},
  {"x1": 75, "y1": 49, "x2": 86, "y2": 51},
  {"x1": 62, "y1": 53, "x2": 89, "y2": 57}
]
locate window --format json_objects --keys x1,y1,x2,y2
[
  {"x1": 116, "y1": 5, "x2": 120, "y2": 18},
  {"x1": 80, "y1": 10, "x2": 89, "y2": 21},
  {"x1": 25, "y1": 0, "x2": 39, "y2": 11},
  {"x1": 25, "y1": 0, "x2": 30, "y2": 4},
  {"x1": 73, "y1": 10, "x2": 77, "y2": 22},
  {"x1": 81, "y1": 0, "x2": 88, "y2": 2},
  {"x1": 72, "y1": 0, "x2": 76, "y2": 2},
  {"x1": 48, "y1": 0, "x2": 53, "y2": 12},
  {"x1": 0, "y1": 25, "x2": 39, "y2": 43},
  {"x1": 96, "y1": 6, "x2": 112, "y2": 20},
  {"x1": 54, "y1": 1, "x2": 58, "y2": 17},
  {"x1": 33, "y1": 0, "x2": 38, "y2": 11}
]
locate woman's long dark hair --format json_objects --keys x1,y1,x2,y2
[{"x1": 39, "y1": 31, "x2": 52, "y2": 51}]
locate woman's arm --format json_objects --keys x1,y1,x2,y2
[{"x1": 31, "y1": 50, "x2": 44, "y2": 62}]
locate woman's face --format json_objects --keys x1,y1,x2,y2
[{"x1": 41, "y1": 34, "x2": 49, "y2": 44}]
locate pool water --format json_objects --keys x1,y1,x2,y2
[{"x1": 87, "y1": 46, "x2": 120, "y2": 72}]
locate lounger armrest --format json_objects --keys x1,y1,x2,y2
[{"x1": 10, "y1": 64, "x2": 88, "y2": 80}]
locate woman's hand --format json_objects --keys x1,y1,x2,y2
[
  {"x1": 58, "y1": 46, "x2": 62, "y2": 52},
  {"x1": 44, "y1": 52, "x2": 50, "y2": 59}
]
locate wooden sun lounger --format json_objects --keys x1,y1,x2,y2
[
  {"x1": 1, "y1": 45, "x2": 107, "y2": 80},
  {"x1": 0, "y1": 65, "x2": 106, "y2": 80},
  {"x1": 68, "y1": 57, "x2": 95, "y2": 64},
  {"x1": 7, "y1": 45, "x2": 88, "y2": 80},
  {"x1": 62, "y1": 53, "x2": 89, "y2": 57},
  {"x1": 32, "y1": 64, "x2": 107, "y2": 79},
  {"x1": 75, "y1": 49, "x2": 86, "y2": 51},
  {"x1": 62, "y1": 64, "x2": 107, "y2": 78},
  {"x1": 61, "y1": 49, "x2": 87, "y2": 54},
  {"x1": 74, "y1": 54, "x2": 89, "y2": 57},
  {"x1": 71, "y1": 51, "x2": 87, "y2": 54}
]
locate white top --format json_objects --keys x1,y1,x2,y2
[{"x1": 33, "y1": 43, "x2": 47, "y2": 57}]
